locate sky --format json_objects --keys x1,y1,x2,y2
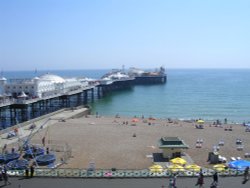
[{"x1": 0, "y1": 0, "x2": 250, "y2": 71}]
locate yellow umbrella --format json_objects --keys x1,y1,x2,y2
[
  {"x1": 185, "y1": 164, "x2": 201, "y2": 172},
  {"x1": 213, "y1": 164, "x2": 226, "y2": 172},
  {"x1": 168, "y1": 164, "x2": 184, "y2": 172},
  {"x1": 170, "y1": 157, "x2": 187, "y2": 165},
  {"x1": 197, "y1": 120, "x2": 205, "y2": 124},
  {"x1": 149, "y1": 164, "x2": 163, "y2": 173}
]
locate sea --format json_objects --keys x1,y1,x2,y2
[{"x1": 3, "y1": 69, "x2": 250, "y2": 124}]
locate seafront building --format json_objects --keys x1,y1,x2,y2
[
  {"x1": 0, "y1": 73, "x2": 88, "y2": 99},
  {"x1": 0, "y1": 73, "x2": 94, "y2": 128}
]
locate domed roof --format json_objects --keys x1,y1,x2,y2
[
  {"x1": 0, "y1": 77, "x2": 7, "y2": 81},
  {"x1": 39, "y1": 73, "x2": 65, "y2": 83}
]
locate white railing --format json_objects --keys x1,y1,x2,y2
[{"x1": 7, "y1": 168, "x2": 244, "y2": 178}]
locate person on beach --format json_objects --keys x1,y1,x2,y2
[
  {"x1": 2, "y1": 144, "x2": 7, "y2": 153},
  {"x1": 42, "y1": 136, "x2": 45, "y2": 147},
  {"x1": 196, "y1": 170, "x2": 204, "y2": 188}
]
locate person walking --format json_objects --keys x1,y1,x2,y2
[
  {"x1": 210, "y1": 171, "x2": 218, "y2": 188},
  {"x1": 243, "y1": 166, "x2": 249, "y2": 182},
  {"x1": 25, "y1": 166, "x2": 29, "y2": 178},
  {"x1": 169, "y1": 173, "x2": 177, "y2": 188},
  {"x1": 2, "y1": 166, "x2": 11, "y2": 185},
  {"x1": 196, "y1": 170, "x2": 204, "y2": 188},
  {"x1": 30, "y1": 164, "x2": 35, "y2": 178}
]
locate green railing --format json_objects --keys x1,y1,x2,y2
[{"x1": 7, "y1": 168, "x2": 245, "y2": 178}]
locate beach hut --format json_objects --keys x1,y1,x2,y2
[
  {"x1": 158, "y1": 137, "x2": 189, "y2": 159},
  {"x1": 170, "y1": 157, "x2": 187, "y2": 166}
]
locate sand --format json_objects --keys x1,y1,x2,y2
[{"x1": 28, "y1": 115, "x2": 250, "y2": 170}]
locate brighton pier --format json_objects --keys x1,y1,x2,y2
[{"x1": 0, "y1": 71, "x2": 167, "y2": 128}]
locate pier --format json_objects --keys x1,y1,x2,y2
[
  {"x1": 0, "y1": 74, "x2": 135, "y2": 128},
  {"x1": 0, "y1": 70, "x2": 166, "y2": 129},
  {"x1": 0, "y1": 86, "x2": 95, "y2": 128}
]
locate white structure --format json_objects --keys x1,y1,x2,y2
[
  {"x1": 0, "y1": 73, "x2": 88, "y2": 99},
  {"x1": 0, "y1": 77, "x2": 7, "y2": 94}
]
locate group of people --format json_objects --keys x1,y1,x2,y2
[
  {"x1": 25, "y1": 163, "x2": 35, "y2": 178},
  {"x1": 164, "y1": 170, "x2": 218, "y2": 188},
  {"x1": 196, "y1": 170, "x2": 219, "y2": 188},
  {"x1": 166, "y1": 166, "x2": 250, "y2": 188},
  {"x1": 166, "y1": 170, "x2": 218, "y2": 188}
]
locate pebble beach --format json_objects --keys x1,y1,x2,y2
[{"x1": 28, "y1": 114, "x2": 250, "y2": 170}]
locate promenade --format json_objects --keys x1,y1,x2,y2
[
  {"x1": 4, "y1": 176, "x2": 250, "y2": 188},
  {"x1": 0, "y1": 107, "x2": 89, "y2": 147}
]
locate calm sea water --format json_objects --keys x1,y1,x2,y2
[{"x1": 3, "y1": 69, "x2": 250, "y2": 123}]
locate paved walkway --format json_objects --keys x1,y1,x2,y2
[
  {"x1": 2, "y1": 176, "x2": 249, "y2": 188},
  {"x1": 0, "y1": 108, "x2": 88, "y2": 148}
]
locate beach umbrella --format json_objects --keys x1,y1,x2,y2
[
  {"x1": 197, "y1": 120, "x2": 205, "y2": 124},
  {"x1": 131, "y1": 118, "x2": 139, "y2": 123},
  {"x1": 228, "y1": 160, "x2": 250, "y2": 171},
  {"x1": 213, "y1": 164, "x2": 226, "y2": 172},
  {"x1": 149, "y1": 164, "x2": 164, "y2": 173},
  {"x1": 185, "y1": 164, "x2": 201, "y2": 172},
  {"x1": 168, "y1": 164, "x2": 185, "y2": 172},
  {"x1": 170, "y1": 157, "x2": 187, "y2": 165}
]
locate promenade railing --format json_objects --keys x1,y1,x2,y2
[{"x1": 7, "y1": 168, "x2": 245, "y2": 178}]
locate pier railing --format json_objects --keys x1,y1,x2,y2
[{"x1": 7, "y1": 168, "x2": 244, "y2": 178}]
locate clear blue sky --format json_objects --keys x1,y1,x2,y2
[{"x1": 0, "y1": 0, "x2": 250, "y2": 71}]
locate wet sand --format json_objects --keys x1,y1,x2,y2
[{"x1": 29, "y1": 115, "x2": 250, "y2": 170}]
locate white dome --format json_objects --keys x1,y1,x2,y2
[
  {"x1": 39, "y1": 73, "x2": 65, "y2": 83},
  {"x1": 0, "y1": 77, "x2": 7, "y2": 81}
]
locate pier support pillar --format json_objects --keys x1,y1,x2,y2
[{"x1": 91, "y1": 88, "x2": 94, "y2": 102}]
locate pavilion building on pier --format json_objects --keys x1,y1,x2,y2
[{"x1": 0, "y1": 73, "x2": 88, "y2": 99}]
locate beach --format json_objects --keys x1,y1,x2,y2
[{"x1": 25, "y1": 113, "x2": 250, "y2": 170}]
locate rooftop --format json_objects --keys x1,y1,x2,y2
[{"x1": 159, "y1": 137, "x2": 189, "y2": 149}]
